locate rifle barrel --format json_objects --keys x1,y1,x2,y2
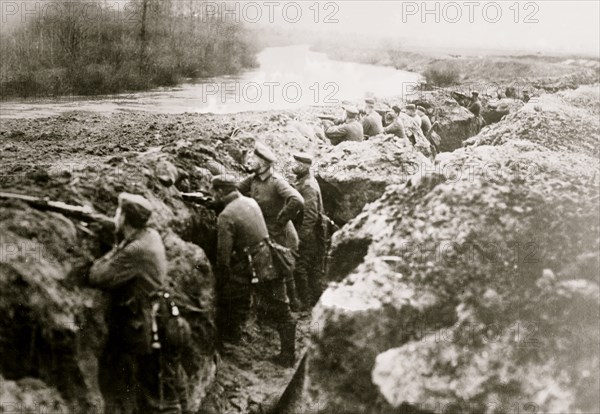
[{"x1": 0, "y1": 191, "x2": 114, "y2": 225}]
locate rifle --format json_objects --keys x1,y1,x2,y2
[
  {"x1": 180, "y1": 191, "x2": 221, "y2": 211},
  {"x1": 317, "y1": 114, "x2": 337, "y2": 121},
  {"x1": 181, "y1": 190, "x2": 213, "y2": 204},
  {"x1": 0, "y1": 191, "x2": 115, "y2": 228},
  {"x1": 0, "y1": 191, "x2": 116, "y2": 246}
]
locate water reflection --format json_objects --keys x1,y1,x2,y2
[{"x1": 1, "y1": 45, "x2": 422, "y2": 119}]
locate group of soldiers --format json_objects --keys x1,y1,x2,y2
[
  {"x1": 85, "y1": 142, "x2": 327, "y2": 413},
  {"x1": 322, "y1": 97, "x2": 436, "y2": 146},
  {"x1": 214, "y1": 142, "x2": 327, "y2": 365},
  {"x1": 322, "y1": 91, "x2": 484, "y2": 149}
]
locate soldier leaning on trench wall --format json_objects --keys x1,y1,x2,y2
[{"x1": 87, "y1": 193, "x2": 187, "y2": 414}]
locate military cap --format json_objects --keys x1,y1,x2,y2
[
  {"x1": 118, "y1": 192, "x2": 152, "y2": 226},
  {"x1": 293, "y1": 152, "x2": 313, "y2": 165},
  {"x1": 365, "y1": 98, "x2": 376, "y2": 105},
  {"x1": 416, "y1": 106, "x2": 426, "y2": 113},
  {"x1": 344, "y1": 105, "x2": 359, "y2": 115},
  {"x1": 471, "y1": 90, "x2": 479, "y2": 96},
  {"x1": 375, "y1": 102, "x2": 391, "y2": 113},
  {"x1": 405, "y1": 104, "x2": 416, "y2": 111},
  {"x1": 254, "y1": 141, "x2": 276, "y2": 163},
  {"x1": 392, "y1": 104, "x2": 402, "y2": 114},
  {"x1": 212, "y1": 174, "x2": 238, "y2": 188}
]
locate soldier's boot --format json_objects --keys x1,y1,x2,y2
[
  {"x1": 286, "y1": 278, "x2": 301, "y2": 312},
  {"x1": 273, "y1": 321, "x2": 296, "y2": 368},
  {"x1": 295, "y1": 274, "x2": 310, "y2": 310}
]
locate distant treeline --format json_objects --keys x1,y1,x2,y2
[{"x1": 0, "y1": 0, "x2": 259, "y2": 98}]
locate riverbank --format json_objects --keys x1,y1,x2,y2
[
  {"x1": 0, "y1": 44, "x2": 423, "y2": 119},
  {"x1": 311, "y1": 41, "x2": 599, "y2": 87}
]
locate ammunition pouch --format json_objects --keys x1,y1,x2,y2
[
  {"x1": 233, "y1": 240, "x2": 278, "y2": 283},
  {"x1": 151, "y1": 291, "x2": 193, "y2": 352},
  {"x1": 267, "y1": 239, "x2": 297, "y2": 281},
  {"x1": 316, "y1": 212, "x2": 338, "y2": 247}
]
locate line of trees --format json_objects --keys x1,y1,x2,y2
[{"x1": 0, "y1": 0, "x2": 259, "y2": 99}]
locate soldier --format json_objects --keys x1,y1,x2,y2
[
  {"x1": 383, "y1": 110, "x2": 407, "y2": 139},
  {"x1": 291, "y1": 152, "x2": 325, "y2": 309},
  {"x1": 213, "y1": 174, "x2": 297, "y2": 366},
  {"x1": 468, "y1": 91, "x2": 485, "y2": 132},
  {"x1": 361, "y1": 98, "x2": 384, "y2": 138},
  {"x1": 89, "y1": 193, "x2": 184, "y2": 414},
  {"x1": 468, "y1": 91, "x2": 482, "y2": 117},
  {"x1": 417, "y1": 106, "x2": 432, "y2": 136},
  {"x1": 375, "y1": 102, "x2": 392, "y2": 126},
  {"x1": 238, "y1": 142, "x2": 304, "y2": 311},
  {"x1": 325, "y1": 105, "x2": 364, "y2": 144},
  {"x1": 401, "y1": 104, "x2": 422, "y2": 145}
]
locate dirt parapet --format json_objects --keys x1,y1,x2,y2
[
  {"x1": 0, "y1": 374, "x2": 66, "y2": 412},
  {"x1": 481, "y1": 98, "x2": 525, "y2": 125},
  {"x1": 315, "y1": 135, "x2": 432, "y2": 225},
  {"x1": 433, "y1": 101, "x2": 480, "y2": 152},
  {"x1": 465, "y1": 85, "x2": 600, "y2": 158},
  {"x1": 0, "y1": 153, "x2": 217, "y2": 412},
  {"x1": 304, "y1": 131, "x2": 600, "y2": 412},
  {"x1": 410, "y1": 93, "x2": 481, "y2": 153}
]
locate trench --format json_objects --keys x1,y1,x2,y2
[
  {"x1": 0, "y1": 94, "x2": 493, "y2": 413},
  {"x1": 272, "y1": 106, "x2": 487, "y2": 414}
]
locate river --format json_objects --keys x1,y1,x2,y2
[{"x1": 0, "y1": 45, "x2": 422, "y2": 119}]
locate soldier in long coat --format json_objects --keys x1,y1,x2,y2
[
  {"x1": 238, "y1": 142, "x2": 305, "y2": 310},
  {"x1": 291, "y1": 153, "x2": 326, "y2": 309},
  {"x1": 213, "y1": 175, "x2": 296, "y2": 366}
]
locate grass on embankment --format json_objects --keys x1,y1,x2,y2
[
  {"x1": 312, "y1": 39, "x2": 598, "y2": 88},
  {"x1": 0, "y1": 0, "x2": 258, "y2": 100}
]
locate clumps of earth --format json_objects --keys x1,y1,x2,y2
[
  {"x1": 465, "y1": 84, "x2": 600, "y2": 158},
  {"x1": 300, "y1": 85, "x2": 600, "y2": 414}
]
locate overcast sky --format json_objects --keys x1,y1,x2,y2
[
  {"x1": 0, "y1": 0, "x2": 597, "y2": 55},
  {"x1": 263, "y1": 1, "x2": 599, "y2": 56}
]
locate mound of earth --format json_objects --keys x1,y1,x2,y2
[
  {"x1": 465, "y1": 85, "x2": 600, "y2": 158},
  {"x1": 432, "y1": 100, "x2": 480, "y2": 152},
  {"x1": 315, "y1": 134, "x2": 432, "y2": 224},
  {"x1": 302, "y1": 138, "x2": 600, "y2": 413},
  {"x1": 0, "y1": 374, "x2": 66, "y2": 412},
  {"x1": 0, "y1": 147, "x2": 217, "y2": 413},
  {"x1": 481, "y1": 98, "x2": 525, "y2": 125},
  {"x1": 529, "y1": 68, "x2": 600, "y2": 94}
]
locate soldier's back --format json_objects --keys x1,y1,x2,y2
[
  {"x1": 221, "y1": 194, "x2": 269, "y2": 250},
  {"x1": 346, "y1": 120, "x2": 365, "y2": 141},
  {"x1": 135, "y1": 228, "x2": 167, "y2": 291}
]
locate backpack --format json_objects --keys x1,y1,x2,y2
[
  {"x1": 151, "y1": 291, "x2": 192, "y2": 352},
  {"x1": 245, "y1": 240, "x2": 279, "y2": 283}
]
